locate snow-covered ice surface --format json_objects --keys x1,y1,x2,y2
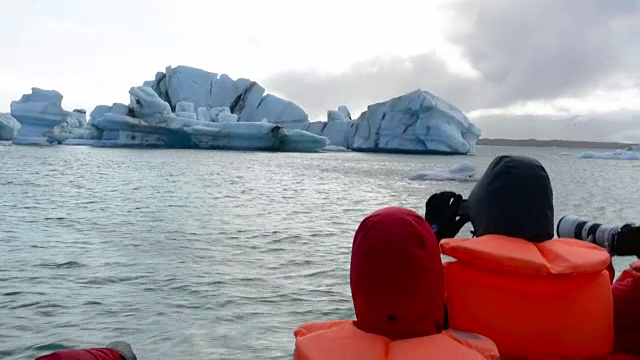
[
  {"x1": 143, "y1": 66, "x2": 480, "y2": 155},
  {"x1": 409, "y1": 161, "x2": 478, "y2": 181},
  {"x1": 0, "y1": 113, "x2": 20, "y2": 140},
  {"x1": 578, "y1": 150, "x2": 640, "y2": 160}
]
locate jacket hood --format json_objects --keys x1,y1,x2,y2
[
  {"x1": 467, "y1": 155, "x2": 554, "y2": 243},
  {"x1": 350, "y1": 207, "x2": 444, "y2": 340}
]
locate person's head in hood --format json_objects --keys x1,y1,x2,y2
[
  {"x1": 350, "y1": 207, "x2": 445, "y2": 341},
  {"x1": 467, "y1": 155, "x2": 554, "y2": 243}
]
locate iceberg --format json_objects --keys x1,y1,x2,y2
[
  {"x1": 8, "y1": 65, "x2": 480, "y2": 154},
  {"x1": 143, "y1": 66, "x2": 480, "y2": 155},
  {"x1": 312, "y1": 90, "x2": 481, "y2": 155},
  {"x1": 10, "y1": 88, "x2": 87, "y2": 145},
  {"x1": 578, "y1": 150, "x2": 640, "y2": 160},
  {"x1": 7, "y1": 84, "x2": 328, "y2": 152},
  {"x1": 409, "y1": 161, "x2": 478, "y2": 182},
  {"x1": 0, "y1": 113, "x2": 20, "y2": 140},
  {"x1": 80, "y1": 86, "x2": 329, "y2": 152},
  {"x1": 143, "y1": 66, "x2": 308, "y2": 124}
]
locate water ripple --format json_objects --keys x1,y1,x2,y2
[{"x1": 0, "y1": 145, "x2": 637, "y2": 359}]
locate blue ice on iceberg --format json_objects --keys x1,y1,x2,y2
[
  {"x1": 8, "y1": 84, "x2": 329, "y2": 152},
  {"x1": 82, "y1": 86, "x2": 329, "y2": 152},
  {"x1": 142, "y1": 66, "x2": 480, "y2": 155},
  {"x1": 9, "y1": 65, "x2": 481, "y2": 154},
  {"x1": 143, "y1": 66, "x2": 308, "y2": 124},
  {"x1": 10, "y1": 88, "x2": 86, "y2": 145},
  {"x1": 0, "y1": 113, "x2": 20, "y2": 140}
]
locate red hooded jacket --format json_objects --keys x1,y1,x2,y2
[
  {"x1": 35, "y1": 348, "x2": 122, "y2": 360},
  {"x1": 349, "y1": 207, "x2": 445, "y2": 340},
  {"x1": 612, "y1": 260, "x2": 640, "y2": 357}
]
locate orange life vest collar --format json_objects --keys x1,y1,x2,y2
[{"x1": 440, "y1": 234, "x2": 611, "y2": 275}]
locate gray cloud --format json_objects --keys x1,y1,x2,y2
[
  {"x1": 264, "y1": 53, "x2": 476, "y2": 119},
  {"x1": 263, "y1": 0, "x2": 640, "y2": 120}
]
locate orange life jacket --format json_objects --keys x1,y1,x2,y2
[
  {"x1": 612, "y1": 260, "x2": 640, "y2": 358},
  {"x1": 293, "y1": 320, "x2": 499, "y2": 360},
  {"x1": 440, "y1": 235, "x2": 614, "y2": 359}
]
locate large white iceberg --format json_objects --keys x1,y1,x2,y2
[
  {"x1": 10, "y1": 88, "x2": 86, "y2": 145},
  {"x1": 143, "y1": 66, "x2": 480, "y2": 154},
  {"x1": 578, "y1": 150, "x2": 640, "y2": 160},
  {"x1": 0, "y1": 113, "x2": 20, "y2": 140}
]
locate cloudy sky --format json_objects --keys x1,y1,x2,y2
[{"x1": 1, "y1": 0, "x2": 639, "y2": 141}]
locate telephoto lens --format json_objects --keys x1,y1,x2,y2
[{"x1": 556, "y1": 215, "x2": 619, "y2": 254}]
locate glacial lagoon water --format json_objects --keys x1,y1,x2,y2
[{"x1": 1, "y1": 143, "x2": 638, "y2": 359}]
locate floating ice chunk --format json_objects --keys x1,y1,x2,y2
[
  {"x1": 409, "y1": 161, "x2": 478, "y2": 181},
  {"x1": 578, "y1": 150, "x2": 640, "y2": 160}
]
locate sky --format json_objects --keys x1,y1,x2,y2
[{"x1": 1, "y1": 0, "x2": 639, "y2": 141}]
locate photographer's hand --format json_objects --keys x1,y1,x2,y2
[{"x1": 424, "y1": 191, "x2": 470, "y2": 241}]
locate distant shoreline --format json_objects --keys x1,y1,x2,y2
[{"x1": 477, "y1": 138, "x2": 638, "y2": 150}]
